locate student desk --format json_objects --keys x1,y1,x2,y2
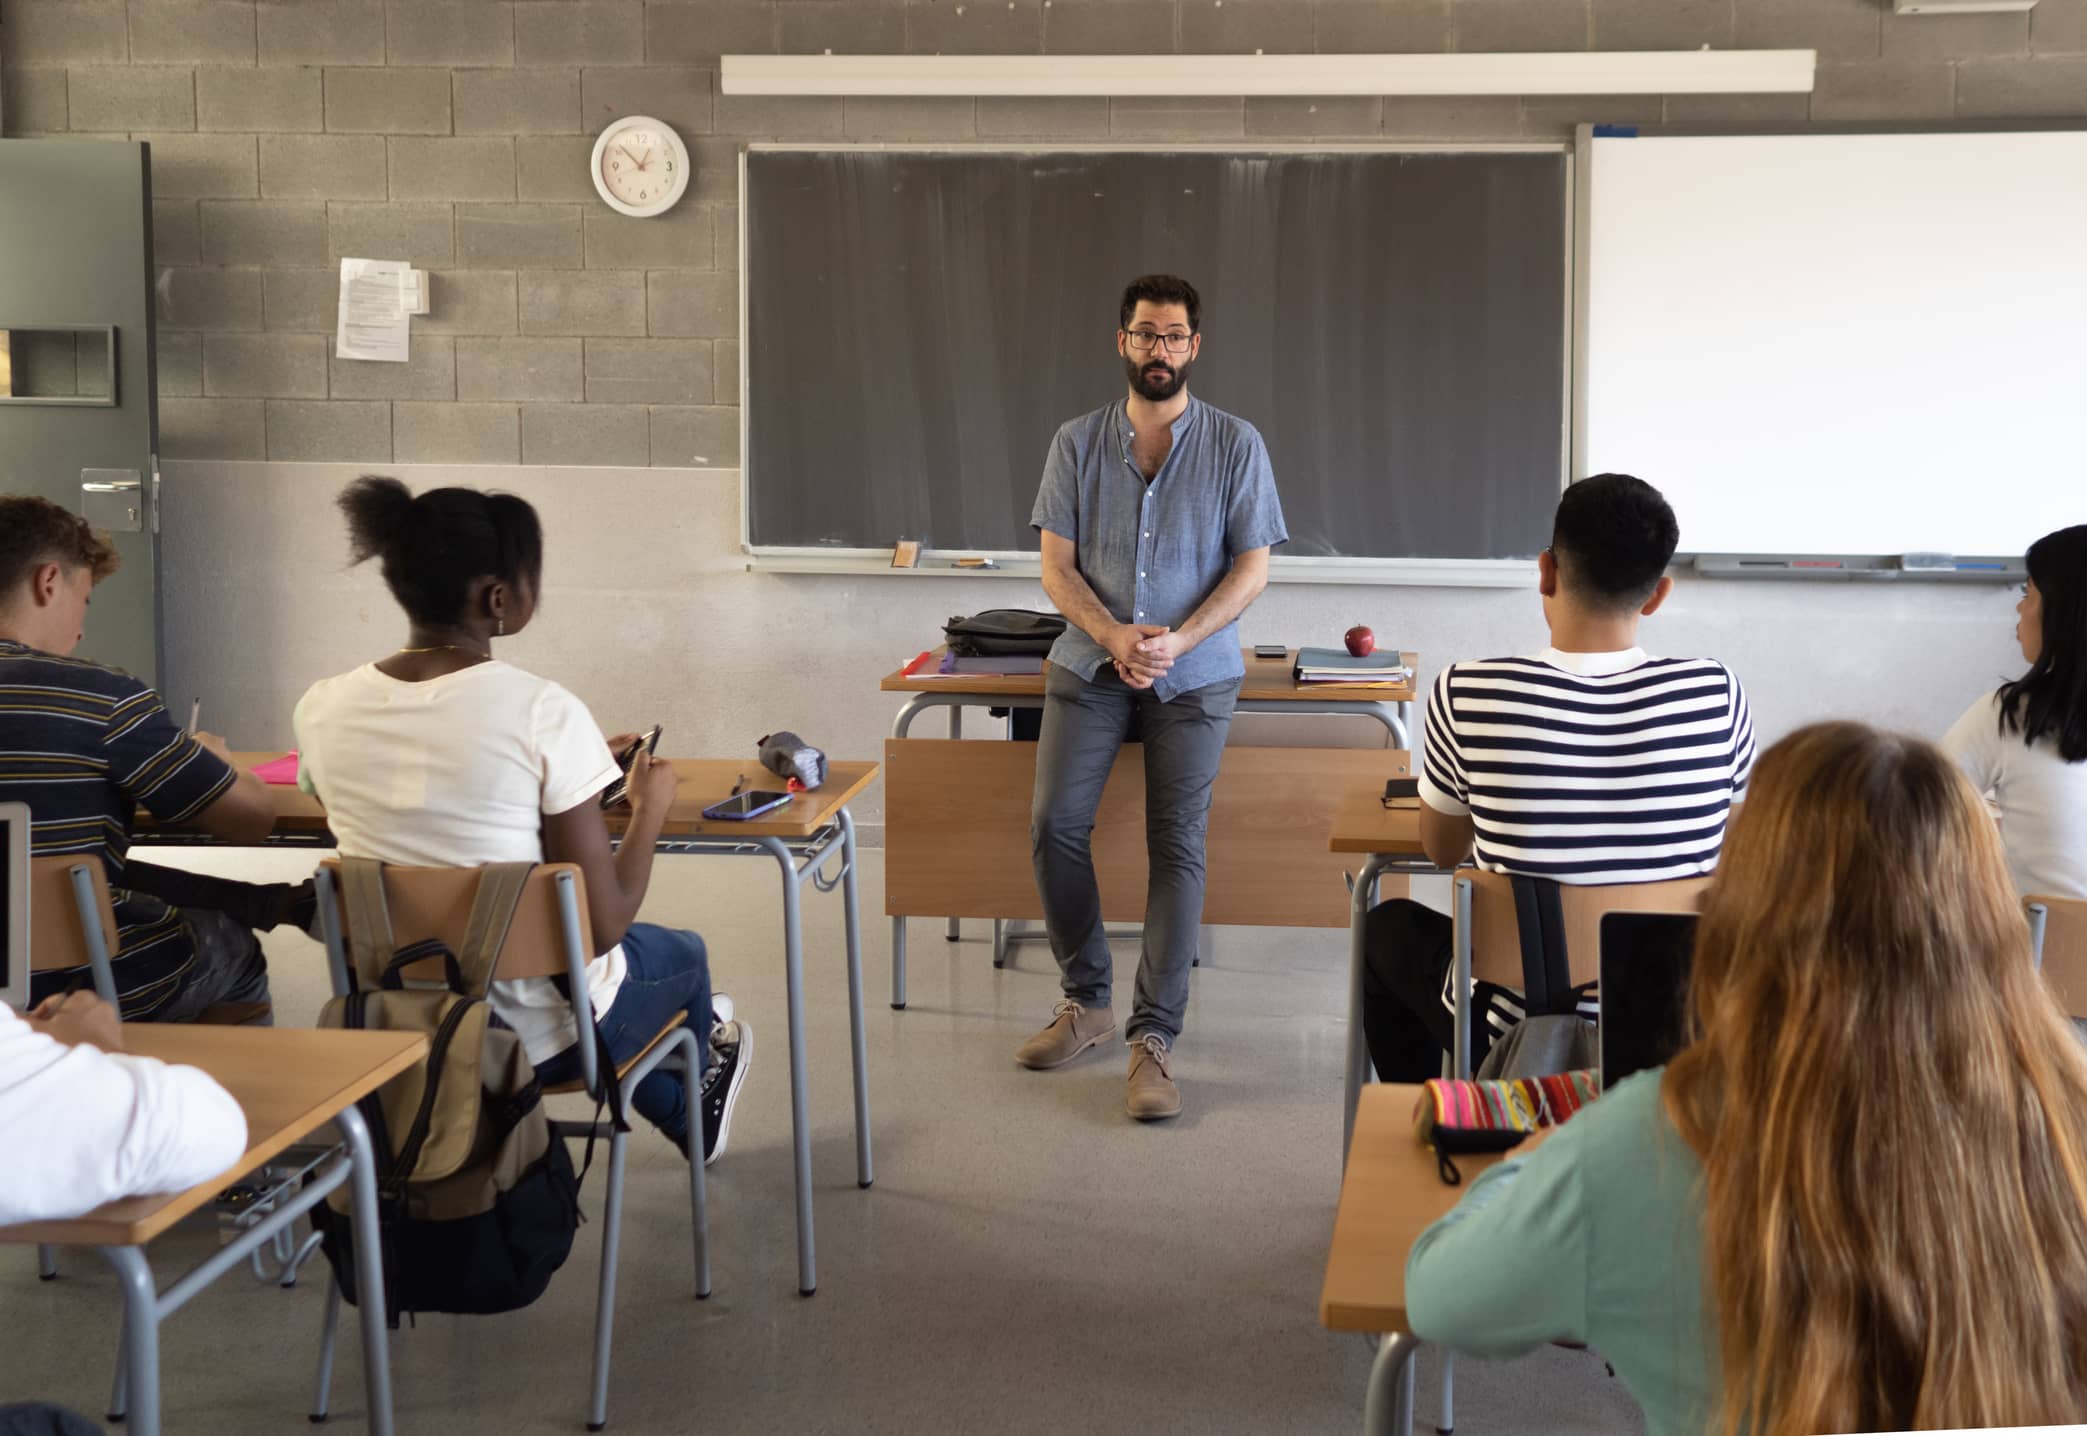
[
  {"x1": 1321, "y1": 1083, "x2": 1508, "y2": 1436},
  {"x1": 136, "y1": 756, "x2": 882, "y2": 1298},
  {"x1": 1327, "y1": 785, "x2": 1454, "y2": 1161},
  {"x1": 0, "y1": 1025, "x2": 425, "y2": 1436},
  {"x1": 879, "y1": 650, "x2": 1418, "y2": 1009}
]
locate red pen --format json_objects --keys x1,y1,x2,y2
[{"x1": 901, "y1": 650, "x2": 934, "y2": 677}]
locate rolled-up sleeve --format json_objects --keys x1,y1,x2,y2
[
  {"x1": 1225, "y1": 428, "x2": 1287, "y2": 557},
  {"x1": 1031, "y1": 426, "x2": 1080, "y2": 543}
]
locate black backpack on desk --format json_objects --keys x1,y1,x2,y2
[{"x1": 943, "y1": 609, "x2": 1065, "y2": 657}]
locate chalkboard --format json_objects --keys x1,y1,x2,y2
[{"x1": 745, "y1": 148, "x2": 1568, "y2": 560}]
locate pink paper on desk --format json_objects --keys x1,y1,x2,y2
[{"x1": 250, "y1": 752, "x2": 300, "y2": 785}]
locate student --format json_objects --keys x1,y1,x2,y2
[
  {"x1": 0, "y1": 990, "x2": 246, "y2": 1226},
  {"x1": 292, "y1": 478, "x2": 750, "y2": 1163},
  {"x1": 1406, "y1": 722, "x2": 2087, "y2": 1436},
  {"x1": 1942, "y1": 523, "x2": 2087, "y2": 899},
  {"x1": 1019, "y1": 274, "x2": 1287, "y2": 1121},
  {"x1": 0, "y1": 496, "x2": 298, "y2": 1021},
  {"x1": 1362, "y1": 474, "x2": 1754, "y2": 1081}
]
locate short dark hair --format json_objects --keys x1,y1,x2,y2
[
  {"x1": 1120, "y1": 275, "x2": 1200, "y2": 334},
  {"x1": 0, "y1": 494, "x2": 121, "y2": 594},
  {"x1": 1550, "y1": 473, "x2": 1679, "y2": 610},
  {"x1": 337, "y1": 475, "x2": 543, "y2": 628},
  {"x1": 1999, "y1": 523, "x2": 2087, "y2": 763}
]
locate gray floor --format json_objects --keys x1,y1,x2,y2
[{"x1": 0, "y1": 849, "x2": 1645, "y2": 1434}]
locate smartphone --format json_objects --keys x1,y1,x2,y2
[
  {"x1": 600, "y1": 725, "x2": 663, "y2": 808},
  {"x1": 1382, "y1": 776, "x2": 1421, "y2": 809},
  {"x1": 701, "y1": 790, "x2": 793, "y2": 822},
  {"x1": 1253, "y1": 644, "x2": 1288, "y2": 659}
]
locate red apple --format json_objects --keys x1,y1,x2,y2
[{"x1": 1344, "y1": 625, "x2": 1375, "y2": 658}]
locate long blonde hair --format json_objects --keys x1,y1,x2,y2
[{"x1": 1663, "y1": 721, "x2": 2087, "y2": 1435}]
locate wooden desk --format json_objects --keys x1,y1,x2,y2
[
  {"x1": 880, "y1": 650, "x2": 1420, "y2": 1009},
  {"x1": 1328, "y1": 783, "x2": 1449, "y2": 1162},
  {"x1": 139, "y1": 756, "x2": 883, "y2": 844},
  {"x1": 881, "y1": 646, "x2": 1420, "y2": 716},
  {"x1": 1321, "y1": 1083, "x2": 1508, "y2": 1436},
  {"x1": 0, "y1": 1026, "x2": 425, "y2": 1436},
  {"x1": 168, "y1": 753, "x2": 882, "y2": 1299}
]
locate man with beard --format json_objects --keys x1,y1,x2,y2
[{"x1": 1016, "y1": 274, "x2": 1288, "y2": 1120}]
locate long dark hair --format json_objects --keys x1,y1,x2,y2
[
  {"x1": 1998, "y1": 524, "x2": 2087, "y2": 762},
  {"x1": 338, "y1": 476, "x2": 543, "y2": 628}
]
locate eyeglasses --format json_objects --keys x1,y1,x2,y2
[{"x1": 1124, "y1": 329, "x2": 1195, "y2": 355}]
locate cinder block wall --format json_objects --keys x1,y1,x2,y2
[{"x1": 2, "y1": 0, "x2": 2084, "y2": 466}]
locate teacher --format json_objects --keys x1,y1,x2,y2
[{"x1": 1017, "y1": 274, "x2": 1288, "y2": 1121}]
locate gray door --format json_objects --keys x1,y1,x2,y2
[{"x1": 0, "y1": 139, "x2": 160, "y2": 683}]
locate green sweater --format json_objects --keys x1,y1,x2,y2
[{"x1": 1405, "y1": 1070, "x2": 1715, "y2": 1436}]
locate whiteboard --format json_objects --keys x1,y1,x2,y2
[{"x1": 1584, "y1": 132, "x2": 2087, "y2": 558}]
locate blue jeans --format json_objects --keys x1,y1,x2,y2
[{"x1": 534, "y1": 923, "x2": 712, "y2": 1145}]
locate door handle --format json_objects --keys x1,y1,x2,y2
[{"x1": 81, "y1": 468, "x2": 143, "y2": 531}]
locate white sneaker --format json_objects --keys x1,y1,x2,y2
[{"x1": 711, "y1": 993, "x2": 734, "y2": 1029}]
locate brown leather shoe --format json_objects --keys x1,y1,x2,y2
[
  {"x1": 1126, "y1": 1032, "x2": 1182, "y2": 1121},
  {"x1": 1015, "y1": 999, "x2": 1116, "y2": 1070}
]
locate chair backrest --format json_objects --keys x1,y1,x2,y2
[
  {"x1": 1460, "y1": 868, "x2": 1712, "y2": 990},
  {"x1": 27, "y1": 854, "x2": 121, "y2": 980},
  {"x1": 317, "y1": 859, "x2": 593, "y2": 990},
  {"x1": 2028, "y1": 894, "x2": 2087, "y2": 1020}
]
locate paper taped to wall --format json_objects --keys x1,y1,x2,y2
[{"x1": 335, "y1": 258, "x2": 421, "y2": 362}]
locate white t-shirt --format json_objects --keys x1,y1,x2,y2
[
  {"x1": 0, "y1": 1004, "x2": 248, "y2": 1226},
  {"x1": 1942, "y1": 688, "x2": 2087, "y2": 901},
  {"x1": 293, "y1": 661, "x2": 625, "y2": 1063}
]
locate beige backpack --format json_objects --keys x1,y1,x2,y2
[{"x1": 314, "y1": 858, "x2": 581, "y2": 1320}]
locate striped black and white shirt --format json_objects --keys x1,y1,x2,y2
[
  {"x1": 1420, "y1": 647, "x2": 1754, "y2": 885},
  {"x1": 1420, "y1": 647, "x2": 1754, "y2": 1035}
]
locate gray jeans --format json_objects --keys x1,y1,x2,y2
[{"x1": 1030, "y1": 663, "x2": 1241, "y2": 1044}]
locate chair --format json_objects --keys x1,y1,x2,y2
[
  {"x1": 1448, "y1": 869, "x2": 1712, "y2": 1079},
  {"x1": 2027, "y1": 894, "x2": 2087, "y2": 1019},
  {"x1": 27, "y1": 853, "x2": 269, "y2": 1025},
  {"x1": 308, "y1": 860, "x2": 710, "y2": 1433}
]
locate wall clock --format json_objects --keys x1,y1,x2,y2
[{"x1": 591, "y1": 116, "x2": 690, "y2": 218}]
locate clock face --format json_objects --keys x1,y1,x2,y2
[{"x1": 591, "y1": 118, "x2": 690, "y2": 218}]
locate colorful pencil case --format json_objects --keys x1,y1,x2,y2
[{"x1": 1413, "y1": 1072, "x2": 1600, "y2": 1182}]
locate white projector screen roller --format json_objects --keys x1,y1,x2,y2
[{"x1": 1584, "y1": 132, "x2": 2087, "y2": 559}]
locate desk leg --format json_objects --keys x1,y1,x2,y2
[
  {"x1": 891, "y1": 915, "x2": 908, "y2": 1010},
  {"x1": 767, "y1": 838, "x2": 818, "y2": 1296},
  {"x1": 945, "y1": 708, "x2": 963, "y2": 942},
  {"x1": 1345, "y1": 853, "x2": 1389, "y2": 1167},
  {"x1": 337, "y1": 1104, "x2": 397, "y2": 1436},
  {"x1": 840, "y1": 810, "x2": 874, "y2": 1189},
  {"x1": 1363, "y1": 1332, "x2": 1420, "y2": 1436},
  {"x1": 100, "y1": 1247, "x2": 159, "y2": 1436}
]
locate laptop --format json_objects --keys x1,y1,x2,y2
[
  {"x1": 1597, "y1": 911, "x2": 1698, "y2": 1088},
  {"x1": 0, "y1": 800, "x2": 29, "y2": 1011}
]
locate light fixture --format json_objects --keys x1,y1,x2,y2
[{"x1": 721, "y1": 51, "x2": 1817, "y2": 99}]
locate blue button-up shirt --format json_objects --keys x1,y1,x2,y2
[{"x1": 1031, "y1": 395, "x2": 1288, "y2": 701}]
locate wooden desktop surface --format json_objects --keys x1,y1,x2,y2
[
  {"x1": 1327, "y1": 781, "x2": 1428, "y2": 857},
  {"x1": 158, "y1": 756, "x2": 880, "y2": 843},
  {"x1": 1320, "y1": 1083, "x2": 1509, "y2": 1333},
  {"x1": 885, "y1": 742, "x2": 1410, "y2": 926},
  {"x1": 0, "y1": 1025, "x2": 426, "y2": 1248},
  {"x1": 881, "y1": 647, "x2": 1419, "y2": 704}
]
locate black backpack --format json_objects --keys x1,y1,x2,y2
[
  {"x1": 943, "y1": 608, "x2": 1066, "y2": 657},
  {"x1": 313, "y1": 859, "x2": 581, "y2": 1323}
]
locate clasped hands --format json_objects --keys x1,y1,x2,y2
[{"x1": 1106, "y1": 624, "x2": 1188, "y2": 690}]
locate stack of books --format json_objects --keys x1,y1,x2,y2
[{"x1": 1292, "y1": 647, "x2": 1412, "y2": 688}]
